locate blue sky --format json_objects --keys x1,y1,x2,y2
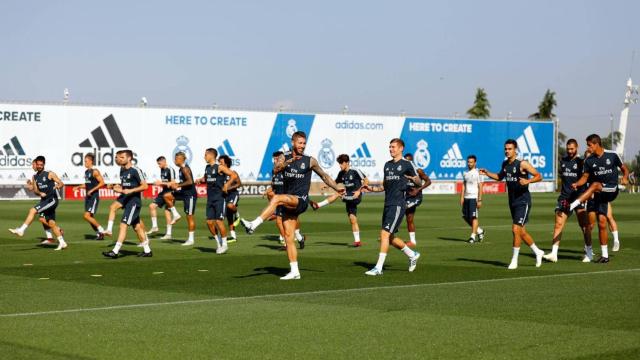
[{"x1": 2, "y1": 1, "x2": 639, "y2": 158}]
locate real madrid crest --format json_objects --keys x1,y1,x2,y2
[
  {"x1": 317, "y1": 138, "x2": 335, "y2": 169},
  {"x1": 173, "y1": 136, "x2": 193, "y2": 165},
  {"x1": 414, "y1": 139, "x2": 431, "y2": 169}
]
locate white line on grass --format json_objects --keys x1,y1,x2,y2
[{"x1": 2, "y1": 268, "x2": 638, "y2": 318}]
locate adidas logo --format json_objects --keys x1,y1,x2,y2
[
  {"x1": 350, "y1": 142, "x2": 376, "y2": 167},
  {"x1": 440, "y1": 143, "x2": 466, "y2": 168},
  {"x1": 516, "y1": 126, "x2": 546, "y2": 168},
  {"x1": 217, "y1": 139, "x2": 241, "y2": 166},
  {"x1": 71, "y1": 115, "x2": 136, "y2": 167},
  {"x1": 0, "y1": 136, "x2": 32, "y2": 167}
]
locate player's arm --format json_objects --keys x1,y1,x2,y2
[
  {"x1": 273, "y1": 153, "x2": 293, "y2": 174},
  {"x1": 479, "y1": 168, "x2": 501, "y2": 181},
  {"x1": 28, "y1": 176, "x2": 42, "y2": 195},
  {"x1": 460, "y1": 178, "x2": 466, "y2": 205},
  {"x1": 619, "y1": 160, "x2": 630, "y2": 185},
  {"x1": 87, "y1": 169, "x2": 105, "y2": 195},
  {"x1": 310, "y1": 157, "x2": 344, "y2": 193},
  {"x1": 219, "y1": 165, "x2": 240, "y2": 193},
  {"x1": 175, "y1": 167, "x2": 193, "y2": 188},
  {"x1": 519, "y1": 160, "x2": 541, "y2": 185},
  {"x1": 361, "y1": 183, "x2": 384, "y2": 193},
  {"x1": 48, "y1": 171, "x2": 64, "y2": 190}
]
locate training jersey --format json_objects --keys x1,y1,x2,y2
[
  {"x1": 336, "y1": 168, "x2": 366, "y2": 198},
  {"x1": 283, "y1": 152, "x2": 312, "y2": 197},
  {"x1": 84, "y1": 168, "x2": 100, "y2": 196},
  {"x1": 204, "y1": 163, "x2": 225, "y2": 201},
  {"x1": 499, "y1": 159, "x2": 530, "y2": 204},
  {"x1": 583, "y1": 150, "x2": 623, "y2": 190},
  {"x1": 559, "y1": 155, "x2": 585, "y2": 196},
  {"x1": 119, "y1": 166, "x2": 145, "y2": 200},
  {"x1": 159, "y1": 167, "x2": 176, "y2": 194},
  {"x1": 34, "y1": 170, "x2": 57, "y2": 199},
  {"x1": 463, "y1": 168, "x2": 482, "y2": 199},
  {"x1": 272, "y1": 170, "x2": 284, "y2": 195},
  {"x1": 405, "y1": 161, "x2": 423, "y2": 200},
  {"x1": 383, "y1": 158, "x2": 417, "y2": 207},
  {"x1": 177, "y1": 165, "x2": 196, "y2": 196},
  {"x1": 225, "y1": 171, "x2": 240, "y2": 196}
]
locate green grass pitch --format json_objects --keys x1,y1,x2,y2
[{"x1": 0, "y1": 193, "x2": 638, "y2": 359}]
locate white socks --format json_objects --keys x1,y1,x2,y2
[
  {"x1": 295, "y1": 229, "x2": 303, "y2": 241},
  {"x1": 401, "y1": 246, "x2": 416, "y2": 258},
  {"x1": 188, "y1": 231, "x2": 195, "y2": 242},
  {"x1": 113, "y1": 242, "x2": 123, "y2": 254},
  {"x1": 375, "y1": 253, "x2": 387, "y2": 269},
  {"x1": 530, "y1": 243, "x2": 542, "y2": 255},
  {"x1": 251, "y1": 217, "x2": 264, "y2": 229},
  {"x1": 511, "y1": 247, "x2": 520, "y2": 263},
  {"x1": 317, "y1": 199, "x2": 330, "y2": 208},
  {"x1": 601, "y1": 245, "x2": 609, "y2": 258},
  {"x1": 551, "y1": 243, "x2": 559, "y2": 256},
  {"x1": 170, "y1": 207, "x2": 179, "y2": 217},
  {"x1": 290, "y1": 261, "x2": 300, "y2": 274},
  {"x1": 612, "y1": 231, "x2": 619, "y2": 242},
  {"x1": 166, "y1": 224, "x2": 172, "y2": 235},
  {"x1": 221, "y1": 237, "x2": 228, "y2": 247},
  {"x1": 18, "y1": 224, "x2": 28, "y2": 232},
  {"x1": 107, "y1": 220, "x2": 114, "y2": 232},
  {"x1": 57, "y1": 236, "x2": 66, "y2": 246},
  {"x1": 585, "y1": 245, "x2": 593, "y2": 257},
  {"x1": 409, "y1": 232, "x2": 416, "y2": 244},
  {"x1": 142, "y1": 241, "x2": 152, "y2": 253},
  {"x1": 470, "y1": 233, "x2": 476, "y2": 239},
  {"x1": 151, "y1": 217, "x2": 158, "y2": 228},
  {"x1": 44, "y1": 230, "x2": 53, "y2": 238},
  {"x1": 353, "y1": 232, "x2": 360, "y2": 243}
]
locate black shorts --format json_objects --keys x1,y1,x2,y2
[
  {"x1": 555, "y1": 192, "x2": 584, "y2": 215},
  {"x1": 462, "y1": 198, "x2": 478, "y2": 220},
  {"x1": 343, "y1": 197, "x2": 361, "y2": 216},
  {"x1": 405, "y1": 195, "x2": 423, "y2": 215},
  {"x1": 115, "y1": 194, "x2": 126, "y2": 205},
  {"x1": 34, "y1": 197, "x2": 58, "y2": 221},
  {"x1": 282, "y1": 195, "x2": 309, "y2": 217},
  {"x1": 225, "y1": 192, "x2": 240, "y2": 206},
  {"x1": 174, "y1": 191, "x2": 197, "y2": 215},
  {"x1": 275, "y1": 205, "x2": 284, "y2": 218},
  {"x1": 121, "y1": 198, "x2": 142, "y2": 226},
  {"x1": 588, "y1": 189, "x2": 618, "y2": 215},
  {"x1": 509, "y1": 201, "x2": 531, "y2": 226},
  {"x1": 84, "y1": 193, "x2": 100, "y2": 214},
  {"x1": 206, "y1": 198, "x2": 226, "y2": 220},
  {"x1": 381, "y1": 204, "x2": 405, "y2": 234},
  {"x1": 153, "y1": 191, "x2": 170, "y2": 208}
]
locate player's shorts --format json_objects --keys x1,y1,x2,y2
[
  {"x1": 381, "y1": 204, "x2": 405, "y2": 234},
  {"x1": 462, "y1": 198, "x2": 478, "y2": 220},
  {"x1": 343, "y1": 196, "x2": 361, "y2": 216},
  {"x1": 405, "y1": 195, "x2": 423, "y2": 215},
  {"x1": 225, "y1": 192, "x2": 240, "y2": 206},
  {"x1": 206, "y1": 199, "x2": 226, "y2": 220},
  {"x1": 121, "y1": 198, "x2": 142, "y2": 226},
  {"x1": 588, "y1": 188, "x2": 618, "y2": 215},
  {"x1": 282, "y1": 195, "x2": 309, "y2": 216},
  {"x1": 509, "y1": 201, "x2": 531, "y2": 226},
  {"x1": 275, "y1": 205, "x2": 284, "y2": 218},
  {"x1": 555, "y1": 192, "x2": 584, "y2": 215},
  {"x1": 34, "y1": 196, "x2": 58, "y2": 221},
  {"x1": 174, "y1": 191, "x2": 197, "y2": 215},
  {"x1": 153, "y1": 191, "x2": 171, "y2": 208},
  {"x1": 116, "y1": 194, "x2": 126, "y2": 205},
  {"x1": 84, "y1": 193, "x2": 100, "y2": 214}
]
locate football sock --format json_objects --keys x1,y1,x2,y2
[
  {"x1": 317, "y1": 200, "x2": 330, "y2": 208},
  {"x1": 97, "y1": 226, "x2": 105, "y2": 233},
  {"x1": 107, "y1": 221, "x2": 114, "y2": 232},
  {"x1": 409, "y1": 232, "x2": 416, "y2": 244},
  {"x1": 295, "y1": 229, "x2": 303, "y2": 241},
  {"x1": 511, "y1": 247, "x2": 520, "y2": 263},
  {"x1": 151, "y1": 217, "x2": 158, "y2": 228},
  {"x1": 290, "y1": 261, "x2": 299, "y2": 273},
  {"x1": 353, "y1": 232, "x2": 360, "y2": 242},
  {"x1": 612, "y1": 231, "x2": 619, "y2": 242},
  {"x1": 188, "y1": 231, "x2": 195, "y2": 242},
  {"x1": 401, "y1": 245, "x2": 415, "y2": 258},
  {"x1": 166, "y1": 224, "x2": 172, "y2": 235},
  {"x1": 375, "y1": 253, "x2": 387, "y2": 269},
  {"x1": 601, "y1": 245, "x2": 609, "y2": 258},
  {"x1": 551, "y1": 243, "x2": 559, "y2": 256},
  {"x1": 251, "y1": 217, "x2": 264, "y2": 229},
  {"x1": 113, "y1": 242, "x2": 122, "y2": 254}
]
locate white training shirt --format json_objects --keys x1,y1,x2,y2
[{"x1": 463, "y1": 168, "x2": 482, "y2": 199}]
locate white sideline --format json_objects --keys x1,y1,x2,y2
[{"x1": 1, "y1": 268, "x2": 638, "y2": 318}]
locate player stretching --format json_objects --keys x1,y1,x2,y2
[
  {"x1": 461, "y1": 155, "x2": 485, "y2": 243},
  {"x1": 219, "y1": 155, "x2": 242, "y2": 242},
  {"x1": 568, "y1": 134, "x2": 628, "y2": 263},
  {"x1": 102, "y1": 150, "x2": 152, "y2": 258},
  {"x1": 147, "y1": 156, "x2": 176, "y2": 240},
  {"x1": 311, "y1": 154, "x2": 368, "y2": 247},
  {"x1": 195, "y1": 148, "x2": 238, "y2": 253},
  {"x1": 72, "y1": 153, "x2": 106, "y2": 240},
  {"x1": 361, "y1": 138, "x2": 422, "y2": 276},
  {"x1": 241, "y1": 131, "x2": 344, "y2": 280},
  {"x1": 543, "y1": 139, "x2": 591, "y2": 262},
  {"x1": 266, "y1": 151, "x2": 287, "y2": 244},
  {"x1": 9, "y1": 156, "x2": 68, "y2": 250},
  {"x1": 480, "y1": 139, "x2": 544, "y2": 269},
  {"x1": 403, "y1": 153, "x2": 431, "y2": 247},
  {"x1": 164, "y1": 152, "x2": 197, "y2": 245}
]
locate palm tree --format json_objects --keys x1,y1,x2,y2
[
  {"x1": 529, "y1": 89, "x2": 557, "y2": 120},
  {"x1": 466, "y1": 88, "x2": 491, "y2": 119},
  {"x1": 601, "y1": 131, "x2": 622, "y2": 150}
]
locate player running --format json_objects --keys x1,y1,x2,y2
[
  {"x1": 310, "y1": 154, "x2": 368, "y2": 247},
  {"x1": 480, "y1": 139, "x2": 544, "y2": 270},
  {"x1": 460, "y1": 155, "x2": 485, "y2": 243},
  {"x1": 72, "y1": 153, "x2": 106, "y2": 240},
  {"x1": 568, "y1": 134, "x2": 629, "y2": 263},
  {"x1": 147, "y1": 156, "x2": 176, "y2": 240},
  {"x1": 360, "y1": 138, "x2": 422, "y2": 276},
  {"x1": 163, "y1": 152, "x2": 197, "y2": 245},
  {"x1": 543, "y1": 139, "x2": 591, "y2": 262},
  {"x1": 102, "y1": 150, "x2": 152, "y2": 258},
  {"x1": 218, "y1": 155, "x2": 242, "y2": 242},
  {"x1": 26, "y1": 159, "x2": 56, "y2": 244},
  {"x1": 194, "y1": 148, "x2": 239, "y2": 253},
  {"x1": 403, "y1": 153, "x2": 432, "y2": 247},
  {"x1": 9, "y1": 155, "x2": 68, "y2": 251},
  {"x1": 241, "y1": 131, "x2": 344, "y2": 280}
]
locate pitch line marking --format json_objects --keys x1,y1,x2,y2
[{"x1": 1, "y1": 268, "x2": 638, "y2": 318}]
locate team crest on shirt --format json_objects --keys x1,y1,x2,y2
[
  {"x1": 573, "y1": 163, "x2": 577, "y2": 169},
  {"x1": 414, "y1": 139, "x2": 431, "y2": 169},
  {"x1": 301, "y1": 162, "x2": 306, "y2": 170},
  {"x1": 397, "y1": 165, "x2": 402, "y2": 171},
  {"x1": 512, "y1": 167, "x2": 516, "y2": 173},
  {"x1": 606, "y1": 159, "x2": 611, "y2": 165},
  {"x1": 317, "y1": 138, "x2": 335, "y2": 169}
]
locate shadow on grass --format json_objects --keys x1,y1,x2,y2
[
  {"x1": 316, "y1": 241, "x2": 350, "y2": 247},
  {"x1": 457, "y1": 258, "x2": 508, "y2": 268},
  {"x1": 438, "y1": 237, "x2": 468, "y2": 242},
  {"x1": 256, "y1": 244, "x2": 286, "y2": 251},
  {"x1": 195, "y1": 246, "x2": 216, "y2": 253},
  {"x1": 234, "y1": 266, "x2": 290, "y2": 278}
]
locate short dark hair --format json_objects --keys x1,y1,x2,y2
[
  {"x1": 34, "y1": 155, "x2": 46, "y2": 163},
  {"x1": 390, "y1": 138, "x2": 405, "y2": 148},
  {"x1": 586, "y1": 134, "x2": 601, "y2": 145},
  {"x1": 504, "y1": 139, "x2": 518, "y2": 148},
  {"x1": 336, "y1": 154, "x2": 350, "y2": 164},
  {"x1": 174, "y1": 151, "x2": 186, "y2": 159},
  {"x1": 156, "y1": 156, "x2": 166, "y2": 162},
  {"x1": 566, "y1": 138, "x2": 578, "y2": 146},
  {"x1": 404, "y1": 153, "x2": 413, "y2": 158},
  {"x1": 116, "y1": 150, "x2": 133, "y2": 158},
  {"x1": 205, "y1": 148, "x2": 218, "y2": 158},
  {"x1": 467, "y1": 155, "x2": 477, "y2": 161},
  {"x1": 292, "y1": 131, "x2": 307, "y2": 141},
  {"x1": 219, "y1": 155, "x2": 232, "y2": 167},
  {"x1": 84, "y1": 153, "x2": 95, "y2": 163},
  {"x1": 272, "y1": 151, "x2": 283, "y2": 157}
]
